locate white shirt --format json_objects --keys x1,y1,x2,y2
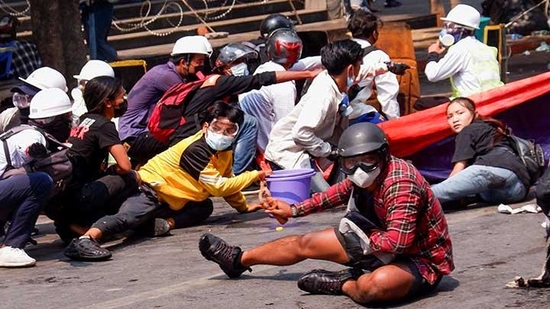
[
  {"x1": 264, "y1": 70, "x2": 347, "y2": 169},
  {"x1": 0, "y1": 128, "x2": 46, "y2": 175},
  {"x1": 350, "y1": 38, "x2": 400, "y2": 120},
  {"x1": 239, "y1": 56, "x2": 323, "y2": 152},
  {"x1": 0, "y1": 107, "x2": 21, "y2": 134},
  {"x1": 424, "y1": 36, "x2": 503, "y2": 97}
]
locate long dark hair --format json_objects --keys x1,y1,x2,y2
[
  {"x1": 448, "y1": 97, "x2": 509, "y2": 143},
  {"x1": 83, "y1": 76, "x2": 123, "y2": 115}
]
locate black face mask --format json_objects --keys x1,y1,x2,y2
[
  {"x1": 114, "y1": 100, "x2": 128, "y2": 118},
  {"x1": 18, "y1": 107, "x2": 30, "y2": 124},
  {"x1": 29, "y1": 118, "x2": 71, "y2": 143}
]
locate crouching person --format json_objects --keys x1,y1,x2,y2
[
  {"x1": 1, "y1": 113, "x2": 55, "y2": 266},
  {"x1": 64, "y1": 101, "x2": 270, "y2": 261},
  {"x1": 199, "y1": 123, "x2": 454, "y2": 305}
]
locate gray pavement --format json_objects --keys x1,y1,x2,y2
[{"x1": 1, "y1": 193, "x2": 549, "y2": 309}]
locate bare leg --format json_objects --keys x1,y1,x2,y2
[
  {"x1": 241, "y1": 228, "x2": 349, "y2": 267},
  {"x1": 342, "y1": 263, "x2": 415, "y2": 304}
]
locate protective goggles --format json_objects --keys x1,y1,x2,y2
[
  {"x1": 208, "y1": 118, "x2": 239, "y2": 137},
  {"x1": 12, "y1": 92, "x2": 32, "y2": 109},
  {"x1": 340, "y1": 151, "x2": 382, "y2": 175}
]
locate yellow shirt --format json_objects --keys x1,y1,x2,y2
[{"x1": 138, "y1": 130, "x2": 259, "y2": 211}]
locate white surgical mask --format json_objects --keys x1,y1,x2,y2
[
  {"x1": 348, "y1": 166, "x2": 381, "y2": 188},
  {"x1": 205, "y1": 130, "x2": 235, "y2": 150},
  {"x1": 231, "y1": 62, "x2": 249, "y2": 77}
]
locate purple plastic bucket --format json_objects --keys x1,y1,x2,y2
[
  {"x1": 269, "y1": 168, "x2": 315, "y2": 178},
  {"x1": 266, "y1": 169, "x2": 316, "y2": 205}
]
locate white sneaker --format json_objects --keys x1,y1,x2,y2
[{"x1": 0, "y1": 246, "x2": 36, "y2": 267}]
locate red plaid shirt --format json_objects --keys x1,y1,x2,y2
[{"x1": 294, "y1": 156, "x2": 454, "y2": 284}]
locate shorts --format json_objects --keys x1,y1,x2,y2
[{"x1": 334, "y1": 227, "x2": 441, "y2": 298}]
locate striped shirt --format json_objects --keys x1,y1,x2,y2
[{"x1": 294, "y1": 156, "x2": 454, "y2": 284}]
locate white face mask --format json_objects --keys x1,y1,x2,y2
[
  {"x1": 205, "y1": 130, "x2": 235, "y2": 150},
  {"x1": 348, "y1": 166, "x2": 381, "y2": 188},
  {"x1": 231, "y1": 62, "x2": 249, "y2": 76}
]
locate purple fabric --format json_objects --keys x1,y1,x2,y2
[
  {"x1": 409, "y1": 93, "x2": 550, "y2": 184},
  {"x1": 118, "y1": 62, "x2": 184, "y2": 141}
]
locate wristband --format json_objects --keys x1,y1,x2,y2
[{"x1": 290, "y1": 204, "x2": 298, "y2": 217}]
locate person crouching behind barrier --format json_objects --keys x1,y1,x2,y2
[
  {"x1": 63, "y1": 101, "x2": 271, "y2": 261},
  {"x1": 199, "y1": 122, "x2": 453, "y2": 305}
]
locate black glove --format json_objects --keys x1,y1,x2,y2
[
  {"x1": 385, "y1": 61, "x2": 411, "y2": 75},
  {"x1": 27, "y1": 143, "x2": 49, "y2": 160},
  {"x1": 327, "y1": 146, "x2": 340, "y2": 162}
]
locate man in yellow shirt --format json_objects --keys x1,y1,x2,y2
[{"x1": 63, "y1": 101, "x2": 269, "y2": 261}]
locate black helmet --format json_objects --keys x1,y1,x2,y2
[
  {"x1": 0, "y1": 15, "x2": 17, "y2": 43},
  {"x1": 338, "y1": 123, "x2": 388, "y2": 157},
  {"x1": 338, "y1": 123, "x2": 389, "y2": 174},
  {"x1": 267, "y1": 29, "x2": 302, "y2": 67},
  {"x1": 259, "y1": 14, "x2": 294, "y2": 39},
  {"x1": 215, "y1": 43, "x2": 258, "y2": 68}
]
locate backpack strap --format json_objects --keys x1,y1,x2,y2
[{"x1": 348, "y1": 46, "x2": 381, "y2": 101}]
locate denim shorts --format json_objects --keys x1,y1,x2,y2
[{"x1": 334, "y1": 227, "x2": 441, "y2": 298}]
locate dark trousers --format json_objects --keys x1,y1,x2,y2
[
  {"x1": 0, "y1": 173, "x2": 53, "y2": 248},
  {"x1": 80, "y1": 0, "x2": 117, "y2": 62},
  {"x1": 536, "y1": 167, "x2": 550, "y2": 218},
  {"x1": 125, "y1": 132, "x2": 169, "y2": 169},
  {"x1": 92, "y1": 188, "x2": 214, "y2": 238},
  {"x1": 46, "y1": 173, "x2": 139, "y2": 239}
]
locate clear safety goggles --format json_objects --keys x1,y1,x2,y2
[
  {"x1": 340, "y1": 152, "x2": 382, "y2": 175},
  {"x1": 208, "y1": 118, "x2": 239, "y2": 137},
  {"x1": 12, "y1": 92, "x2": 32, "y2": 109}
]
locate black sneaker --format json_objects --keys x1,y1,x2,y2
[
  {"x1": 63, "y1": 236, "x2": 112, "y2": 261},
  {"x1": 297, "y1": 268, "x2": 364, "y2": 295},
  {"x1": 199, "y1": 233, "x2": 251, "y2": 278}
]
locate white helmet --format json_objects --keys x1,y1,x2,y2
[
  {"x1": 29, "y1": 88, "x2": 72, "y2": 119},
  {"x1": 73, "y1": 60, "x2": 115, "y2": 81},
  {"x1": 171, "y1": 35, "x2": 213, "y2": 57},
  {"x1": 440, "y1": 4, "x2": 481, "y2": 30},
  {"x1": 19, "y1": 67, "x2": 68, "y2": 92}
]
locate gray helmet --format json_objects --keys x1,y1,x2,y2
[
  {"x1": 215, "y1": 43, "x2": 258, "y2": 68},
  {"x1": 338, "y1": 123, "x2": 389, "y2": 158},
  {"x1": 259, "y1": 13, "x2": 294, "y2": 39},
  {"x1": 267, "y1": 29, "x2": 302, "y2": 67}
]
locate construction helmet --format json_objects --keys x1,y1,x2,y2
[
  {"x1": 19, "y1": 67, "x2": 68, "y2": 93},
  {"x1": 171, "y1": 35, "x2": 213, "y2": 57},
  {"x1": 0, "y1": 15, "x2": 17, "y2": 42},
  {"x1": 440, "y1": 4, "x2": 481, "y2": 30},
  {"x1": 259, "y1": 13, "x2": 294, "y2": 39},
  {"x1": 29, "y1": 88, "x2": 72, "y2": 119},
  {"x1": 73, "y1": 60, "x2": 115, "y2": 81},
  {"x1": 215, "y1": 43, "x2": 258, "y2": 68},
  {"x1": 267, "y1": 29, "x2": 302, "y2": 67}
]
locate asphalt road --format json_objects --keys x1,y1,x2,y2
[{"x1": 1, "y1": 192, "x2": 549, "y2": 309}]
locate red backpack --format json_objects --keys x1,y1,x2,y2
[{"x1": 148, "y1": 74, "x2": 220, "y2": 143}]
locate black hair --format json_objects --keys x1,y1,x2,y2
[
  {"x1": 170, "y1": 53, "x2": 192, "y2": 65},
  {"x1": 201, "y1": 101, "x2": 244, "y2": 127},
  {"x1": 347, "y1": 10, "x2": 381, "y2": 39},
  {"x1": 320, "y1": 39, "x2": 364, "y2": 75},
  {"x1": 447, "y1": 97, "x2": 508, "y2": 144},
  {"x1": 83, "y1": 76, "x2": 123, "y2": 115}
]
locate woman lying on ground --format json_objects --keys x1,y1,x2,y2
[{"x1": 431, "y1": 97, "x2": 529, "y2": 206}]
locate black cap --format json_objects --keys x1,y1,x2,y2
[{"x1": 10, "y1": 83, "x2": 41, "y2": 96}]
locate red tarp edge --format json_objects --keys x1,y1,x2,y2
[{"x1": 379, "y1": 71, "x2": 550, "y2": 158}]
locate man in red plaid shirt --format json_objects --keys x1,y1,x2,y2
[{"x1": 200, "y1": 122, "x2": 454, "y2": 304}]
